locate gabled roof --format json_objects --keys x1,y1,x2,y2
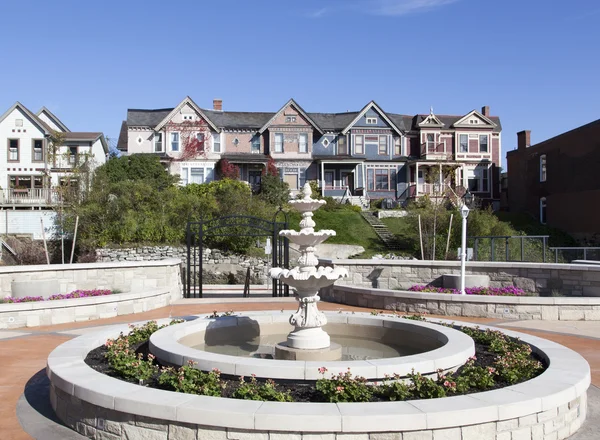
[
  {"x1": 340, "y1": 101, "x2": 403, "y2": 135},
  {"x1": 0, "y1": 102, "x2": 52, "y2": 135},
  {"x1": 153, "y1": 96, "x2": 219, "y2": 132},
  {"x1": 63, "y1": 132, "x2": 109, "y2": 154},
  {"x1": 418, "y1": 108, "x2": 445, "y2": 128},
  {"x1": 117, "y1": 120, "x2": 128, "y2": 151},
  {"x1": 202, "y1": 109, "x2": 273, "y2": 129},
  {"x1": 403, "y1": 114, "x2": 502, "y2": 133},
  {"x1": 257, "y1": 99, "x2": 323, "y2": 135},
  {"x1": 453, "y1": 110, "x2": 497, "y2": 128},
  {"x1": 36, "y1": 106, "x2": 70, "y2": 132}
]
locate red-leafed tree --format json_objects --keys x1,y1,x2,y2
[
  {"x1": 263, "y1": 157, "x2": 279, "y2": 176},
  {"x1": 164, "y1": 119, "x2": 212, "y2": 161},
  {"x1": 218, "y1": 159, "x2": 240, "y2": 180}
]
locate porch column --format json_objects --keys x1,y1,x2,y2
[
  {"x1": 439, "y1": 163, "x2": 443, "y2": 189},
  {"x1": 321, "y1": 162, "x2": 325, "y2": 194},
  {"x1": 415, "y1": 163, "x2": 419, "y2": 196}
]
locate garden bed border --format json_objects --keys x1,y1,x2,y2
[{"x1": 46, "y1": 313, "x2": 590, "y2": 439}]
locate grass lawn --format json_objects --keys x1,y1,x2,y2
[
  {"x1": 287, "y1": 209, "x2": 388, "y2": 257},
  {"x1": 494, "y1": 211, "x2": 577, "y2": 246}
]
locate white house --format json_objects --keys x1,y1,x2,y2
[{"x1": 0, "y1": 101, "x2": 108, "y2": 211}]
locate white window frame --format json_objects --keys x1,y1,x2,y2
[
  {"x1": 479, "y1": 134, "x2": 489, "y2": 153},
  {"x1": 170, "y1": 132, "x2": 180, "y2": 152},
  {"x1": 299, "y1": 133, "x2": 308, "y2": 153},
  {"x1": 212, "y1": 132, "x2": 221, "y2": 153},
  {"x1": 180, "y1": 168, "x2": 189, "y2": 185},
  {"x1": 274, "y1": 133, "x2": 283, "y2": 153},
  {"x1": 322, "y1": 138, "x2": 330, "y2": 148},
  {"x1": 251, "y1": 136, "x2": 261, "y2": 153},
  {"x1": 154, "y1": 132, "x2": 163, "y2": 152},
  {"x1": 540, "y1": 197, "x2": 547, "y2": 224},
  {"x1": 459, "y1": 134, "x2": 468, "y2": 153},
  {"x1": 353, "y1": 135, "x2": 363, "y2": 154},
  {"x1": 366, "y1": 117, "x2": 378, "y2": 125},
  {"x1": 394, "y1": 137, "x2": 401, "y2": 156},
  {"x1": 540, "y1": 154, "x2": 547, "y2": 182},
  {"x1": 285, "y1": 116, "x2": 296, "y2": 123}
]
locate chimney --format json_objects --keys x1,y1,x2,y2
[
  {"x1": 517, "y1": 130, "x2": 531, "y2": 150},
  {"x1": 213, "y1": 99, "x2": 223, "y2": 111},
  {"x1": 481, "y1": 105, "x2": 490, "y2": 117}
]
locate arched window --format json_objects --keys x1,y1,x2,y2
[
  {"x1": 540, "y1": 154, "x2": 547, "y2": 182},
  {"x1": 540, "y1": 197, "x2": 547, "y2": 224}
]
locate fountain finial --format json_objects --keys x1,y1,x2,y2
[{"x1": 302, "y1": 182, "x2": 312, "y2": 201}]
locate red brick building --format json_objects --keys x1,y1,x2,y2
[{"x1": 506, "y1": 119, "x2": 600, "y2": 241}]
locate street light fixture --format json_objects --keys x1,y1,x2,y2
[{"x1": 460, "y1": 190, "x2": 473, "y2": 295}]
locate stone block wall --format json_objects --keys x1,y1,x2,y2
[
  {"x1": 0, "y1": 259, "x2": 182, "y2": 329},
  {"x1": 329, "y1": 259, "x2": 600, "y2": 297},
  {"x1": 321, "y1": 285, "x2": 600, "y2": 320},
  {"x1": 51, "y1": 384, "x2": 587, "y2": 440},
  {"x1": 96, "y1": 246, "x2": 271, "y2": 284}
]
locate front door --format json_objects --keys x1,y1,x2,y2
[
  {"x1": 324, "y1": 171, "x2": 334, "y2": 189},
  {"x1": 248, "y1": 171, "x2": 262, "y2": 192},
  {"x1": 341, "y1": 171, "x2": 354, "y2": 193}
]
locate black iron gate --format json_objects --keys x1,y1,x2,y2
[{"x1": 185, "y1": 213, "x2": 289, "y2": 298}]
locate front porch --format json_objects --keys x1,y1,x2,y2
[
  {"x1": 220, "y1": 154, "x2": 268, "y2": 193},
  {"x1": 0, "y1": 188, "x2": 61, "y2": 208},
  {"x1": 404, "y1": 162, "x2": 465, "y2": 201},
  {"x1": 317, "y1": 160, "x2": 364, "y2": 198}
]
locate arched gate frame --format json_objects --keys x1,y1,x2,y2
[{"x1": 185, "y1": 213, "x2": 290, "y2": 298}]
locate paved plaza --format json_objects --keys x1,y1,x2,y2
[{"x1": 1, "y1": 298, "x2": 599, "y2": 440}]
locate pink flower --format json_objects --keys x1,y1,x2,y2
[{"x1": 318, "y1": 367, "x2": 328, "y2": 374}]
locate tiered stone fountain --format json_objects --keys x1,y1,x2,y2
[{"x1": 269, "y1": 183, "x2": 348, "y2": 359}]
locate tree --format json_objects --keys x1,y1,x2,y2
[
  {"x1": 259, "y1": 158, "x2": 289, "y2": 207},
  {"x1": 218, "y1": 159, "x2": 240, "y2": 180},
  {"x1": 94, "y1": 154, "x2": 178, "y2": 189}
]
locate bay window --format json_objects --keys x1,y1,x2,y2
[
  {"x1": 251, "y1": 136, "x2": 261, "y2": 153},
  {"x1": 467, "y1": 167, "x2": 490, "y2": 192},
  {"x1": 338, "y1": 135, "x2": 347, "y2": 155},
  {"x1": 366, "y1": 166, "x2": 397, "y2": 191}
]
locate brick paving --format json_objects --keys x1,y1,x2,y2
[{"x1": 1, "y1": 301, "x2": 599, "y2": 440}]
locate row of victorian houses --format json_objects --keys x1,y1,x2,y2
[{"x1": 117, "y1": 97, "x2": 503, "y2": 207}]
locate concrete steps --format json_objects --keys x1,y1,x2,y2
[{"x1": 360, "y1": 212, "x2": 404, "y2": 251}]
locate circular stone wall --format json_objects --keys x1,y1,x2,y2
[
  {"x1": 46, "y1": 314, "x2": 591, "y2": 440},
  {"x1": 149, "y1": 311, "x2": 474, "y2": 380}
]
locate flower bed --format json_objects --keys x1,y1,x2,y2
[
  {"x1": 2, "y1": 289, "x2": 114, "y2": 303},
  {"x1": 408, "y1": 285, "x2": 527, "y2": 296},
  {"x1": 85, "y1": 316, "x2": 546, "y2": 403}
]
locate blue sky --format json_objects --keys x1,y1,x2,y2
[{"x1": 1, "y1": 0, "x2": 599, "y2": 167}]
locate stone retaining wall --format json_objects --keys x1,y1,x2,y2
[
  {"x1": 50, "y1": 384, "x2": 587, "y2": 440},
  {"x1": 321, "y1": 285, "x2": 600, "y2": 320},
  {"x1": 325, "y1": 259, "x2": 600, "y2": 297},
  {"x1": 0, "y1": 259, "x2": 182, "y2": 329}
]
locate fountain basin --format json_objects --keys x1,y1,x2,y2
[
  {"x1": 47, "y1": 315, "x2": 590, "y2": 439},
  {"x1": 149, "y1": 311, "x2": 475, "y2": 380}
]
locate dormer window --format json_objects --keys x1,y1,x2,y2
[
  {"x1": 285, "y1": 116, "x2": 296, "y2": 123},
  {"x1": 366, "y1": 117, "x2": 377, "y2": 125}
]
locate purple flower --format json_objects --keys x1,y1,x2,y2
[{"x1": 408, "y1": 285, "x2": 525, "y2": 296}]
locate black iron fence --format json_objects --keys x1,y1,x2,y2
[{"x1": 467, "y1": 236, "x2": 600, "y2": 263}]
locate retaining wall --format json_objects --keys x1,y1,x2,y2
[
  {"x1": 0, "y1": 259, "x2": 182, "y2": 329},
  {"x1": 321, "y1": 285, "x2": 600, "y2": 321},
  {"x1": 47, "y1": 316, "x2": 590, "y2": 440},
  {"x1": 325, "y1": 259, "x2": 600, "y2": 297}
]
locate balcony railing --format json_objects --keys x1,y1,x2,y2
[
  {"x1": 420, "y1": 142, "x2": 453, "y2": 160},
  {"x1": 0, "y1": 188, "x2": 60, "y2": 206}
]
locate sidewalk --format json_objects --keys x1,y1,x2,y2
[{"x1": 1, "y1": 301, "x2": 599, "y2": 440}]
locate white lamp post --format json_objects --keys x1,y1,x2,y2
[{"x1": 460, "y1": 190, "x2": 473, "y2": 295}]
